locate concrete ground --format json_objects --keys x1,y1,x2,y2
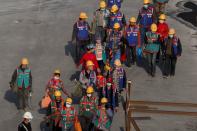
[{"x1": 0, "y1": 0, "x2": 197, "y2": 130}]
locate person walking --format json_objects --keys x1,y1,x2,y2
[{"x1": 18, "y1": 112, "x2": 33, "y2": 131}]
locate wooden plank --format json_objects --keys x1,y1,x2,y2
[
  {"x1": 130, "y1": 118, "x2": 141, "y2": 131},
  {"x1": 130, "y1": 109, "x2": 197, "y2": 116},
  {"x1": 129, "y1": 100, "x2": 197, "y2": 107}
]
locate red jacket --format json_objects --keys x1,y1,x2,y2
[
  {"x1": 157, "y1": 22, "x2": 169, "y2": 42},
  {"x1": 78, "y1": 52, "x2": 99, "y2": 70}
]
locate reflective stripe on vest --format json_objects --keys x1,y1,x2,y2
[
  {"x1": 139, "y1": 7, "x2": 154, "y2": 27},
  {"x1": 77, "y1": 21, "x2": 89, "y2": 40},
  {"x1": 16, "y1": 68, "x2": 30, "y2": 89},
  {"x1": 126, "y1": 26, "x2": 139, "y2": 46},
  {"x1": 109, "y1": 12, "x2": 123, "y2": 29},
  {"x1": 109, "y1": 31, "x2": 122, "y2": 49}
]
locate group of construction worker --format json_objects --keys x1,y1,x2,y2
[
  {"x1": 9, "y1": 0, "x2": 183, "y2": 131},
  {"x1": 72, "y1": 0, "x2": 182, "y2": 78}
]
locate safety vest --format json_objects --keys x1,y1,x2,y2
[
  {"x1": 166, "y1": 36, "x2": 179, "y2": 56},
  {"x1": 95, "y1": 9, "x2": 110, "y2": 28},
  {"x1": 48, "y1": 78, "x2": 63, "y2": 93},
  {"x1": 95, "y1": 44, "x2": 103, "y2": 61},
  {"x1": 108, "y1": 30, "x2": 122, "y2": 50},
  {"x1": 139, "y1": 7, "x2": 154, "y2": 27},
  {"x1": 108, "y1": 0, "x2": 122, "y2": 8},
  {"x1": 113, "y1": 67, "x2": 125, "y2": 91},
  {"x1": 80, "y1": 96, "x2": 97, "y2": 113},
  {"x1": 109, "y1": 11, "x2": 123, "y2": 29},
  {"x1": 77, "y1": 21, "x2": 89, "y2": 40},
  {"x1": 145, "y1": 32, "x2": 160, "y2": 53},
  {"x1": 96, "y1": 75, "x2": 106, "y2": 88},
  {"x1": 16, "y1": 68, "x2": 31, "y2": 89},
  {"x1": 81, "y1": 70, "x2": 96, "y2": 86},
  {"x1": 61, "y1": 107, "x2": 75, "y2": 128},
  {"x1": 50, "y1": 100, "x2": 64, "y2": 120},
  {"x1": 125, "y1": 25, "x2": 139, "y2": 46}
]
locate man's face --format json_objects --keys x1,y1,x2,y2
[
  {"x1": 130, "y1": 22, "x2": 136, "y2": 26},
  {"x1": 21, "y1": 64, "x2": 27, "y2": 69},
  {"x1": 55, "y1": 96, "x2": 61, "y2": 101},
  {"x1": 88, "y1": 65, "x2": 94, "y2": 71}
]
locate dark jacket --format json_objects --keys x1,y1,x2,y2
[
  {"x1": 18, "y1": 121, "x2": 32, "y2": 131},
  {"x1": 164, "y1": 36, "x2": 182, "y2": 57}
]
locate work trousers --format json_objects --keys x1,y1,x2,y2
[
  {"x1": 147, "y1": 53, "x2": 157, "y2": 76},
  {"x1": 17, "y1": 89, "x2": 30, "y2": 110},
  {"x1": 163, "y1": 55, "x2": 177, "y2": 76},
  {"x1": 126, "y1": 45, "x2": 137, "y2": 66}
]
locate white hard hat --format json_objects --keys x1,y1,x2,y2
[{"x1": 23, "y1": 112, "x2": 33, "y2": 119}]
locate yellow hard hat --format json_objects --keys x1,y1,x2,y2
[
  {"x1": 86, "y1": 86, "x2": 94, "y2": 93},
  {"x1": 21, "y1": 58, "x2": 29, "y2": 65},
  {"x1": 100, "y1": 1, "x2": 106, "y2": 8},
  {"x1": 159, "y1": 14, "x2": 166, "y2": 20},
  {"x1": 101, "y1": 97, "x2": 108, "y2": 104},
  {"x1": 114, "y1": 59, "x2": 121, "y2": 66},
  {"x1": 65, "y1": 98, "x2": 72, "y2": 104},
  {"x1": 54, "y1": 69, "x2": 61, "y2": 74},
  {"x1": 104, "y1": 64, "x2": 111, "y2": 71},
  {"x1": 54, "y1": 90, "x2": 61, "y2": 97},
  {"x1": 111, "y1": 5, "x2": 118, "y2": 13},
  {"x1": 169, "y1": 28, "x2": 176, "y2": 35},
  {"x1": 113, "y1": 23, "x2": 120, "y2": 29},
  {"x1": 129, "y1": 17, "x2": 136, "y2": 23},
  {"x1": 144, "y1": 0, "x2": 150, "y2": 4},
  {"x1": 86, "y1": 60, "x2": 94, "y2": 66},
  {"x1": 79, "y1": 12, "x2": 88, "y2": 19},
  {"x1": 151, "y1": 23, "x2": 157, "y2": 32}
]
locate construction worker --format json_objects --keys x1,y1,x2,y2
[
  {"x1": 46, "y1": 90, "x2": 64, "y2": 131},
  {"x1": 125, "y1": 17, "x2": 141, "y2": 67},
  {"x1": 79, "y1": 60, "x2": 97, "y2": 94},
  {"x1": 46, "y1": 69, "x2": 69, "y2": 100},
  {"x1": 144, "y1": 23, "x2": 160, "y2": 77},
  {"x1": 157, "y1": 13, "x2": 169, "y2": 61},
  {"x1": 163, "y1": 28, "x2": 182, "y2": 78},
  {"x1": 106, "y1": 23, "x2": 123, "y2": 66},
  {"x1": 137, "y1": 0, "x2": 157, "y2": 46},
  {"x1": 112, "y1": 59, "x2": 126, "y2": 93},
  {"x1": 18, "y1": 112, "x2": 33, "y2": 131},
  {"x1": 72, "y1": 12, "x2": 90, "y2": 62},
  {"x1": 93, "y1": 1, "x2": 110, "y2": 43},
  {"x1": 105, "y1": 79, "x2": 119, "y2": 112},
  {"x1": 77, "y1": 43, "x2": 100, "y2": 72},
  {"x1": 10, "y1": 58, "x2": 32, "y2": 111},
  {"x1": 96, "y1": 73, "x2": 107, "y2": 105},
  {"x1": 79, "y1": 86, "x2": 98, "y2": 131},
  {"x1": 93, "y1": 97, "x2": 112, "y2": 131},
  {"x1": 153, "y1": 0, "x2": 169, "y2": 15},
  {"x1": 108, "y1": 4, "x2": 126, "y2": 30},
  {"x1": 106, "y1": 0, "x2": 123, "y2": 9},
  {"x1": 95, "y1": 37, "x2": 107, "y2": 73},
  {"x1": 60, "y1": 98, "x2": 77, "y2": 131}
]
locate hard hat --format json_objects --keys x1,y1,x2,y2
[
  {"x1": 23, "y1": 112, "x2": 33, "y2": 119},
  {"x1": 144, "y1": 0, "x2": 150, "y2": 4},
  {"x1": 65, "y1": 97, "x2": 72, "y2": 104},
  {"x1": 129, "y1": 17, "x2": 136, "y2": 23},
  {"x1": 79, "y1": 12, "x2": 88, "y2": 19},
  {"x1": 169, "y1": 28, "x2": 176, "y2": 35},
  {"x1": 86, "y1": 60, "x2": 94, "y2": 66},
  {"x1": 21, "y1": 58, "x2": 29, "y2": 65},
  {"x1": 111, "y1": 5, "x2": 118, "y2": 13},
  {"x1": 114, "y1": 59, "x2": 121, "y2": 66},
  {"x1": 104, "y1": 64, "x2": 111, "y2": 71},
  {"x1": 113, "y1": 23, "x2": 120, "y2": 29},
  {"x1": 86, "y1": 86, "x2": 94, "y2": 93},
  {"x1": 159, "y1": 14, "x2": 166, "y2": 20},
  {"x1": 100, "y1": 1, "x2": 106, "y2": 8},
  {"x1": 54, "y1": 69, "x2": 61, "y2": 74},
  {"x1": 101, "y1": 97, "x2": 108, "y2": 104},
  {"x1": 151, "y1": 23, "x2": 157, "y2": 32},
  {"x1": 54, "y1": 90, "x2": 61, "y2": 97}
]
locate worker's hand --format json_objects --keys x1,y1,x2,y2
[
  {"x1": 115, "y1": 107, "x2": 119, "y2": 112},
  {"x1": 29, "y1": 92, "x2": 32, "y2": 97},
  {"x1": 97, "y1": 68, "x2": 101, "y2": 73},
  {"x1": 9, "y1": 82, "x2": 13, "y2": 89}
]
